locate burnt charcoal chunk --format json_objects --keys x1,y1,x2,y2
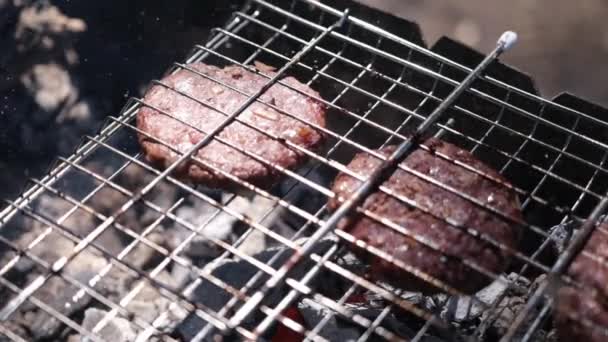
[
  {"x1": 328, "y1": 138, "x2": 523, "y2": 294},
  {"x1": 137, "y1": 63, "x2": 327, "y2": 190},
  {"x1": 556, "y1": 223, "x2": 608, "y2": 342}
]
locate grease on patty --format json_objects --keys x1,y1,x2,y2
[
  {"x1": 137, "y1": 63, "x2": 326, "y2": 189},
  {"x1": 329, "y1": 139, "x2": 522, "y2": 294}
]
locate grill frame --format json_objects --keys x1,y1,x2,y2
[{"x1": 1, "y1": 0, "x2": 608, "y2": 341}]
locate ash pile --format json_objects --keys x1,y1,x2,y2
[
  {"x1": 0, "y1": 0, "x2": 233, "y2": 202},
  {"x1": 0, "y1": 155, "x2": 321, "y2": 340},
  {"x1": 0, "y1": 153, "x2": 567, "y2": 342}
]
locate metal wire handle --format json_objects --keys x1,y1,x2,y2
[{"x1": 228, "y1": 30, "x2": 519, "y2": 336}]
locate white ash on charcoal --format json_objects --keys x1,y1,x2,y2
[
  {"x1": 114, "y1": 231, "x2": 166, "y2": 271},
  {"x1": 32, "y1": 193, "x2": 123, "y2": 251},
  {"x1": 170, "y1": 262, "x2": 196, "y2": 291},
  {"x1": 0, "y1": 0, "x2": 103, "y2": 202},
  {"x1": 297, "y1": 297, "x2": 449, "y2": 341},
  {"x1": 0, "y1": 161, "x2": 262, "y2": 340},
  {"x1": 297, "y1": 298, "x2": 365, "y2": 341},
  {"x1": 437, "y1": 273, "x2": 527, "y2": 323},
  {"x1": 174, "y1": 238, "x2": 338, "y2": 341},
  {"x1": 168, "y1": 197, "x2": 237, "y2": 260},
  {"x1": 2, "y1": 2, "x2": 99, "y2": 157},
  {"x1": 0, "y1": 210, "x2": 95, "y2": 340},
  {"x1": 234, "y1": 195, "x2": 285, "y2": 256},
  {"x1": 167, "y1": 192, "x2": 296, "y2": 263},
  {"x1": 0, "y1": 194, "x2": 177, "y2": 340},
  {"x1": 547, "y1": 215, "x2": 607, "y2": 255},
  {"x1": 0, "y1": 242, "x2": 133, "y2": 340},
  {"x1": 65, "y1": 249, "x2": 137, "y2": 303},
  {"x1": 0, "y1": 0, "x2": 232, "y2": 203},
  {"x1": 14, "y1": 3, "x2": 86, "y2": 52},
  {"x1": 475, "y1": 274, "x2": 549, "y2": 341},
  {"x1": 124, "y1": 271, "x2": 188, "y2": 326},
  {"x1": 547, "y1": 221, "x2": 577, "y2": 255},
  {"x1": 81, "y1": 308, "x2": 137, "y2": 342},
  {"x1": 85, "y1": 162, "x2": 181, "y2": 236},
  {"x1": 401, "y1": 272, "x2": 542, "y2": 341},
  {"x1": 1, "y1": 1, "x2": 85, "y2": 93},
  {"x1": 20, "y1": 63, "x2": 75, "y2": 122},
  {"x1": 332, "y1": 272, "x2": 541, "y2": 341},
  {"x1": 71, "y1": 272, "x2": 187, "y2": 342},
  {"x1": 0, "y1": 321, "x2": 30, "y2": 342},
  {"x1": 10, "y1": 275, "x2": 92, "y2": 341}
]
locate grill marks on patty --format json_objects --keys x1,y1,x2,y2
[
  {"x1": 556, "y1": 224, "x2": 608, "y2": 342},
  {"x1": 138, "y1": 63, "x2": 527, "y2": 296},
  {"x1": 137, "y1": 63, "x2": 327, "y2": 189},
  {"x1": 329, "y1": 139, "x2": 523, "y2": 294}
]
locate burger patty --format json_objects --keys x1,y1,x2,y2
[
  {"x1": 328, "y1": 139, "x2": 523, "y2": 294},
  {"x1": 556, "y1": 223, "x2": 608, "y2": 342},
  {"x1": 137, "y1": 63, "x2": 326, "y2": 189}
]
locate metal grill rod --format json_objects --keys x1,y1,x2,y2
[
  {"x1": 2, "y1": 181, "x2": 331, "y2": 341},
  {"x1": 2, "y1": 198, "x2": 241, "y2": 332},
  {"x1": 131, "y1": 41, "x2": 545, "y2": 286},
  {"x1": 0, "y1": 10, "x2": 348, "y2": 326},
  {"x1": 190, "y1": 32, "x2": 443, "y2": 339},
  {"x1": 502, "y1": 113, "x2": 581, "y2": 274},
  {"x1": 0, "y1": 19, "x2": 254, "y2": 322},
  {"x1": 253, "y1": 0, "x2": 608, "y2": 155},
  {"x1": 248, "y1": 121, "x2": 458, "y2": 341},
  {"x1": 201, "y1": 13, "x2": 608, "y2": 234},
  {"x1": 502, "y1": 192, "x2": 608, "y2": 341},
  {"x1": 243, "y1": 119, "x2": 457, "y2": 341},
  {"x1": 122, "y1": 92, "x2": 475, "y2": 334},
  {"x1": 4, "y1": 1, "x2": 607, "y2": 340},
  {"x1": 155, "y1": 27, "x2": 541, "y2": 316},
  {"x1": 193, "y1": 26, "x2": 371, "y2": 339},
  {"x1": 0, "y1": 324, "x2": 27, "y2": 342},
  {"x1": 80, "y1": 13, "x2": 334, "y2": 328},
  {"x1": 33, "y1": 148, "x2": 416, "y2": 340},
  {"x1": 180, "y1": 29, "x2": 560, "y2": 269},
  {"x1": 0, "y1": 275, "x2": 104, "y2": 342},
  {"x1": 206, "y1": 12, "x2": 608, "y2": 221},
  {"x1": 473, "y1": 120, "x2": 604, "y2": 338},
  {"x1": 0, "y1": 204, "x2": 167, "y2": 337},
  {"x1": 82, "y1": 122, "x2": 408, "y2": 340},
  {"x1": 131, "y1": 29, "x2": 533, "y2": 331},
  {"x1": 147, "y1": 61, "x2": 543, "y2": 275},
  {"x1": 231, "y1": 9, "x2": 608, "y2": 198},
  {"x1": 294, "y1": 0, "x2": 608, "y2": 133},
  {"x1": 228, "y1": 30, "x2": 518, "y2": 334}
]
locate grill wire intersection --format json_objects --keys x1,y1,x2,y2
[{"x1": 1, "y1": 0, "x2": 608, "y2": 341}]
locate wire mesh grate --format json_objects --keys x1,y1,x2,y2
[{"x1": 1, "y1": 0, "x2": 608, "y2": 341}]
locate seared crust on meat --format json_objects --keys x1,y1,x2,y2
[
  {"x1": 329, "y1": 139, "x2": 522, "y2": 294},
  {"x1": 137, "y1": 63, "x2": 326, "y2": 189},
  {"x1": 556, "y1": 224, "x2": 608, "y2": 342}
]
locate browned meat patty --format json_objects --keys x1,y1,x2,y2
[
  {"x1": 137, "y1": 63, "x2": 326, "y2": 189},
  {"x1": 556, "y1": 224, "x2": 608, "y2": 342},
  {"x1": 328, "y1": 139, "x2": 522, "y2": 294}
]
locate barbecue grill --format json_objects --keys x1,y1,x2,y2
[{"x1": 2, "y1": 0, "x2": 608, "y2": 341}]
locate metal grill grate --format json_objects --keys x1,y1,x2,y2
[{"x1": 2, "y1": 0, "x2": 608, "y2": 341}]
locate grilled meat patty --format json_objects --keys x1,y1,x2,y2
[
  {"x1": 556, "y1": 223, "x2": 608, "y2": 342},
  {"x1": 137, "y1": 63, "x2": 326, "y2": 189},
  {"x1": 329, "y1": 139, "x2": 522, "y2": 294}
]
